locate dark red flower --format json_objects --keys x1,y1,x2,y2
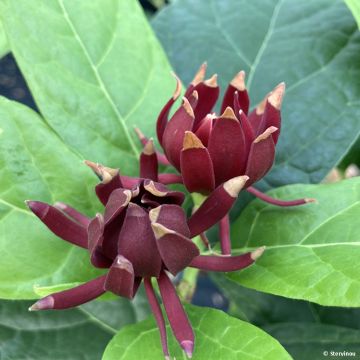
[{"x1": 27, "y1": 144, "x2": 264, "y2": 359}]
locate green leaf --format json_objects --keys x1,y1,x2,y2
[
  {"x1": 103, "y1": 305, "x2": 292, "y2": 360},
  {"x1": 152, "y1": 0, "x2": 360, "y2": 186},
  {"x1": 0, "y1": 96, "x2": 104, "y2": 299},
  {"x1": 0, "y1": 19, "x2": 9, "y2": 58},
  {"x1": 345, "y1": 0, "x2": 360, "y2": 29},
  {"x1": 212, "y1": 274, "x2": 360, "y2": 360},
  {"x1": 227, "y1": 178, "x2": 360, "y2": 307},
  {"x1": 0, "y1": 290, "x2": 150, "y2": 360},
  {"x1": 0, "y1": 0, "x2": 175, "y2": 175}
]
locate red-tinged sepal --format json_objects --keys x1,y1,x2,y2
[
  {"x1": 144, "y1": 180, "x2": 185, "y2": 206},
  {"x1": 258, "y1": 83, "x2": 285, "y2": 144},
  {"x1": 221, "y1": 71, "x2": 249, "y2": 115},
  {"x1": 208, "y1": 107, "x2": 247, "y2": 186},
  {"x1": 245, "y1": 127, "x2": 277, "y2": 186},
  {"x1": 144, "y1": 278, "x2": 170, "y2": 360},
  {"x1": 180, "y1": 131, "x2": 215, "y2": 194},
  {"x1": 157, "y1": 73, "x2": 182, "y2": 145},
  {"x1": 247, "y1": 186, "x2": 316, "y2": 207},
  {"x1": 104, "y1": 255, "x2": 138, "y2": 299},
  {"x1": 195, "y1": 113, "x2": 215, "y2": 146},
  {"x1": 189, "y1": 246, "x2": 265, "y2": 272},
  {"x1": 162, "y1": 97, "x2": 195, "y2": 170},
  {"x1": 54, "y1": 202, "x2": 90, "y2": 227},
  {"x1": 238, "y1": 109, "x2": 255, "y2": 154},
  {"x1": 187, "y1": 176, "x2": 249, "y2": 237},
  {"x1": 29, "y1": 275, "x2": 107, "y2": 311},
  {"x1": 88, "y1": 214, "x2": 112, "y2": 268},
  {"x1": 26, "y1": 201, "x2": 88, "y2": 249},
  {"x1": 118, "y1": 203, "x2": 162, "y2": 277},
  {"x1": 152, "y1": 223, "x2": 199, "y2": 275},
  {"x1": 140, "y1": 139, "x2": 158, "y2": 181},
  {"x1": 104, "y1": 188, "x2": 132, "y2": 224},
  {"x1": 157, "y1": 271, "x2": 195, "y2": 358},
  {"x1": 192, "y1": 74, "x2": 220, "y2": 131},
  {"x1": 149, "y1": 204, "x2": 190, "y2": 238}
]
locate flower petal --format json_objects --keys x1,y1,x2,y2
[
  {"x1": 29, "y1": 275, "x2": 107, "y2": 310},
  {"x1": 88, "y1": 214, "x2": 112, "y2": 268},
  {"x1": 104, "y1": 255, "x2": 138, "y2": 299},
  {"x1": 180, "y1": 132, "x2": 215, "y2": 194},
  {"x1": 118, "y1": 203, "x2": 162, "y2": 277},
  {"x1": 26, "y1": 201, "x2": 87, "y2": 248},
  {"x1": 208, "y1": 108, "x2": 247, "y2": 186},
  {"x1": 157, "y1": 73, "x2": 182, "y2": 145},
  {"x1": 194, "y1": 114, "x2": 214, "y2": 146},
  {"x1": 187, "y1": 176, "x2": 248, "y2": 237},
  {"x1": 144, "y1": 180, "x2": 185, "y2": 205},
  {"x1": 149, "y1": 204, "x2": 190, "y2": 238},
  {"x1": 245, "y1": 127, "x2": 277, "y2": 186},
  {"x1": 95, "y1": 173, "x2": 123, "y2": 205},
  {"x1": 140, "y1": 139, "x2": 158, "y2": 181},
  {"x1": 162, "y1": 97, "x2": 195, "y2": 170},
  {"x1": 220, "y1": 71, "x2": 249, "y2": 115},
  {"x1": 151, "y1": 223, "x2": 199, "y2": 275},
  {"x1": 104, "y1": 188, "x2": 132, "y2": 225},
  {"x1": 53, "y1": 202, "x2": 90, "y2": 227},
  {"x1": 157, "y1": 271, "x2": 195, "y2": 358},
  {"x1": 189, "y1": 247, "x2": 265, "y2": 271},
  {"x1": 144, "y1": 278, "x2": 170, "y2": 359}
]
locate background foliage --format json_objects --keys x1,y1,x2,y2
[{"x1": 0, "y1": 0, "x2": 359, "y2": 359}]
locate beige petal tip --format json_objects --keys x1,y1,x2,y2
[
  {"x1": 149, "y1": 206, "x2": 161, "y2": 223},
  {"x1": 230, "y1": 70, "x2": 246, "y2": 91},
  {"x1": 182, "y1": 97, "x2": 195, "y2": 118},
  {"x1": 223, "y1": 175, "x2": 249, "y2": 198},
  {"x1": 254, "y1": 126, "x2": 278, "y2": 143},
  {"x1": 133, "y1": 126, "x2": 145, "y2": 140},
  {"x1": 191, "y1": 62, "x2": 207, "y2": 86},
  {"x1": 204, "y1": 74, "x2": 218, "y2": 87},
  {"x1": 251, "y1": 246, "x2": 266, "y2": 260},
  {"x1": 255, "y1": 93, "x2": 271, "y2": 115},
  {"x1": 84, "y1": 160, "x2": 118, "y2": 183},
  {"x1": 305, "y1": 198, "x2": 317, "y2": 204},
  {"x1": 183, "y1": 131, "x2": 205, "y2": 150},
  {"x1": 268, "y1": 82, "x2": 286, "y2": 110},
  {"x1": 170, "y1": 71, "x2": 182, "y2": 100},
  {"x1": 220, "y1": 106, "x2": 238, "y2": 120},
  {"x1": 151, "y1": 222, "x2": 174, "y2": 239},
  {"x1": 143, "y1": 138, "x2": 155, "y2": 155}
]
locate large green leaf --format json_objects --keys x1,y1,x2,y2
[
  {"x1": 0, "y1": 96, "x2": 104, "y2": 299},
  {"x1": 0, "y1": 19, "x2": 9, "y2": 58},
  {"x1": 0, "y1": 0, "x2": 174, "y2": 174},
  {"x1": 227, "y1": 178, "x2": 360, "y2": 306},
  {"x1": 212, "y1": 274, "x2": 360, "y2": 360},
  {"x1": 0, "y1": 290, "x2": 150, "y2": 360},
  {"x1": 152, "y1": 0, "x2": 360, "y2": 187},
  {"x1": 346, "y1": 0, "x2": 360, "y2": 29},
  {"x1": 103, "y1": 305, "x2": 292, "y2": 360}
]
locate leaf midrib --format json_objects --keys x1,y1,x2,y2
[{"x1": 57, "y1": 0, "x2": 139, "y2": 158}]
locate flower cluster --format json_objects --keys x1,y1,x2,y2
[
  {"x1": 27, "y1": 63, "x2": 314, "y2": 360},
  {"x1": 27, "y1": 142, "x2": 263, "y2": 359}
]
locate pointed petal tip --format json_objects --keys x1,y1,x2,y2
[
  {"x1": 181, "y1": 340, "x2": 194, "y2": 358},
  {"x1": 305, "y1": 198, "x2": 317, "y2": 204},
  {"x1": 254, "y1": 126, "x2": 278, "y2": 143},
  {"x1": 25, "y1": 200, "x2": 47, "y2": 218},
  {"x1": 84, "y1": 160, "x2": 118, "y2": 183},
  {"x1": 182, "y1": 97, "x2": 195, "y2": 118},
  {"x1": 223, "y1": 175, "x2": 249, "y2": 198},
  {"x1": 151, "y1": 222, "x2": 174, "y2": 239},
  {"x1": 149, "y1": 206, "x2": 161, "y2": 223},
  {"x1": 204, "y1": 73, "x2": 218, "y2": 87},
  {"x1": 268, "y1": 82, "x2": 286, "y2": 109},
  {"x1": 230, "y1": 70, "x2": 246, "y2": 91},
  {"x1": 183, "y1": 131, "x2": 204, "y2": 150},
  {"x1": 143, "y1": 138, "x2": 155, "y2": 155},
  {"x1": 255, "y1": 93, "x2": 271, "y2": 115},
  {"x1": 29, "y1": 296, "x2": 54, "y2": 311},
  {"x1": 170, "y1": 71, "x2": 182, "y2": 100},
  {"x1": 134, "y1": 126, "x2": 146, "y2": 140},
  {"x1": 251, "y1": 246, "x2": 266, "y2": 260},
  {"x1": 191, "y1": 62, "x2": 207, "y2": 85},
  {"x1": 220, "y1": 106, "x2": 237, "y2": 120}
]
